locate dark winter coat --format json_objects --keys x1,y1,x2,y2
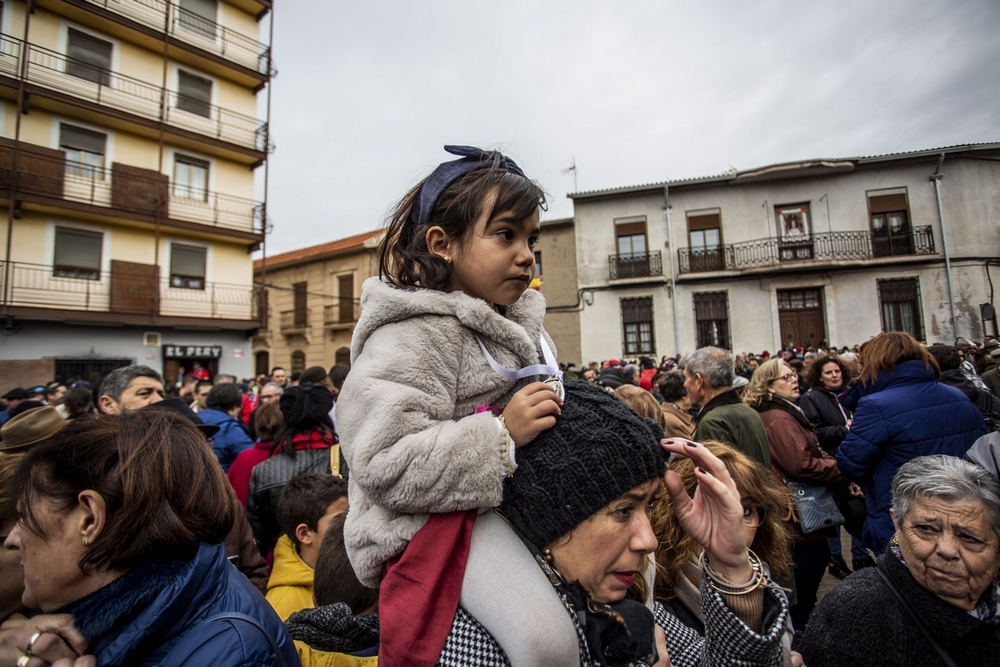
[
  {"x1": 71, "y1": 542, "x2": 298, "y2": 667},
  {"x1": 837, "y1": 360, "x2": 984, "y2": 553},
  {"x1": 198, "y1": 408, "x2": 255, "y2": 472},
  {"x1": 800, "y1": 550, "x2": 1000, "y2": 667},
  {"x1": 940, "y1": 368, "x2": 1000, "y2": 431},
  {"x1": 799, "y1": 386, "x2": 850, "y2": 456},
  {"x1": 695, "y1": 390, "x2": 772, "y2": 469}
]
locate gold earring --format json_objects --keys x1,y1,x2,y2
[
  {"x1": 543, "y1": 549, "x2": 554, "y2": 565},
  {"x1": 82, "y1": 539, "x2": 89, "y2": 547},
  {"x1": 443, "y1": 256, "x2": 451, "y2": 264}
]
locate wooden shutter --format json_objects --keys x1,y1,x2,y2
[
  {"x1": 54, "y1": 227, "x2": 102, "y2": 272},
  {"x1": 869, "y1": 193, "x2": 908, "y2": 213},
  {"x1": 170, "y1": 244, "x2": 206, "y2": 278},
  {"x1": 177, "y1": 71, "x2": 212, "y2": 117}
]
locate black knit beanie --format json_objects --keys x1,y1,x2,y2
[
  {"x1": 501, "y1": 381, "x2": 666, "y2": 550},
  {"x1": 279, "y1": 383, "x2": 334, "y2": 430}
]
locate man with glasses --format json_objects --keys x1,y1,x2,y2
[{"x1": 683, "y1": 346, "x2": 771, "y2": 468}]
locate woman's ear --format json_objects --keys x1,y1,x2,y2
[
  {"x1": 425, "y1": 226, "x2": 454, "y2": 263},
  {"x1": 77, "y1": 490, "x2": 107, "y2": 546}
]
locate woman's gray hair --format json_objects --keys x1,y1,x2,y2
[{"x1": 891, "y1": 455, "x2": 1000, "y2": 539}]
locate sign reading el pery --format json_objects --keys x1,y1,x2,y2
[{"x1": 163, "y1": 345, "x2": 223, "y2": 359}]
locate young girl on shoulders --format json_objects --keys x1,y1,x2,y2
[{"x1": 337, "y1": 146, "x2": 578, "y2": 666}]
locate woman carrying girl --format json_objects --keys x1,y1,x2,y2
[{"x1": 337, "y1": 146, "x2": 577, "y2": 665}]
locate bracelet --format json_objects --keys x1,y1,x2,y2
[
  {"x1": 498, "y1": 415, "x2": 516, "y2": 477},
  {"x1": 700, "y1": 548, "x2": 767, "y2": 596}
]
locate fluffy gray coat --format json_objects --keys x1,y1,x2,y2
[{"x1": 338, "y1": 277, "x2": 553, "y2": 586}]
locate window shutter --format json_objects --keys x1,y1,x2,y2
[
  {"x1": 179, "y1": 0, "x2": 217, "y2": 22},
  {"x1": 869, "y1": 193, "x2": 908, "y2": 213},
  {"x1": 170, "y1": 244, "x2": 206, "y2": 278},
  {"x1": 615, "y1": 221, "x2": 647, "y2": 237},
  {"x1": 55, "y1": 227, "x2": 102, "y2": 270},
  {"x1": 60, "y1": 124, "x2": 107, "y2": 155},
  {"x1": 177, "y1": 71, "x2": 212, "y2": 117},
  {"x1": 687, "y1": 213, "x2": 721, "y2": 232},
  {"x1": 66, "y1": 29, "x2": 112, "y2": 85}
]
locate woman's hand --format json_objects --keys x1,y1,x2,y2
[
  {"x1": 502, "y1": 382, "x2": 562, "y2": 447},
  {"x1": 0, "y1": 614, "x2": 88, "y2": 667},
  {"x1": 661, "y1": 439, "x2": 752, "y2": 582},
  {"x1": 652, "y1": 625, "x2": 671, "y2": 667},
  {"x1": 849, "y1": 482, "x2": 863, "y2": 498}
]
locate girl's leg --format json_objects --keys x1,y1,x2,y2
[{"x1": 460, "y1": 511, "x2": 580, "y2": 666}]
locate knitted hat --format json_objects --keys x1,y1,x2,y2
[
  {"x1": 280, "y1": 383, "x2": 334, "y2": 430},
  {"x1": 501, "y1": 381, "x2": 666, "y2": 550}
]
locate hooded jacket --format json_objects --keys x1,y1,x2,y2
[
  {"x1": 837, "y1": 359, "x2": 984, "y2": 552},
  {"x1": 71, "y1": 542, "x2": 297, "y2": 667},
  {"x1": 266, "y1": 534, "x2": 315, "y2": 621},
  {"x1": 337, "y1": 277, "x2": 553, "y2": 586},
  {"x1": 198, "y1": 408, "x2": 255, "y2": 472}
]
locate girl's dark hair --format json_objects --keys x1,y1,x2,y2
[
  {"x1": 14, "y1": 411, "x2": 235, "y2": 572},
  {"x1": 272, "y1": 383, "x2": 335, "y2": 457},
  {"x1": 378, "y1": 154, "x2": 546, "y2": 291}
]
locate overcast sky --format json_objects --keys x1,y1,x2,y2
[{"x1": 259, "y1": 0, "x2": 1000, "y2": 255}]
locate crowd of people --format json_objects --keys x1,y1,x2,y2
[{"x1": 0, "y1": 144, "x2": 999, "y2": 667}]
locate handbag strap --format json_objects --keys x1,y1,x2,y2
[
  {"x1": 875, "y1": 567, "x2": 957, "y2": 667},
  {"x1": 203, "y1": 612, "x2": 289, "y2": 667}
]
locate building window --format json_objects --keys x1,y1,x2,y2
[
  {"x1": 615, "y1": 217, "x2": 647, "y2": 258},
  {"x1": 337, "y1": 274, "x2": 355, "y2": 324},
  {"x1": 292, "y1": 281, "x2": 308, "y2": 327},
  {"x1": 290, "y1": 350, "x2": 306, "y2": 373},
  {"x1": 878, "y1": 278, "x2": 924, "y2": 341},
  {"x1": 254, "y1": 350, "x2": 270, "y2": 377},
  {"x1": 621, "y1": 297, "x2": 655, "y2": 356},
  {"x1": 60, "y1": 124, "x2": 106, "y2": 179},
  {"x1": 687, "y1": 210, "x2": 724, "y2": 271},
  {"x1": 169, "y1": 243, "x2": 206, "y2": 289},
  {"x1": 777, "y1": 289, "x2": 821, "y2": 310},
  {"x1": 53, "y1": 226, "x2": 102, "y2": 280},
  {"x1": 533, "y1": 250, "x2": 542, "y2": 277},
  {"x1": 335, "y1": 347, "x2": 351, "y2": 367},
  {"x1": 694, "y1": 292, "x2": 730, "y2": 349},
  {"x1": 66, "y1": 28, "x2": 112, "y2": 86},
  {"x1": 868, "y1": 191, "x2": 913, "y2": 257},
  {"x1": 174, "y1": 155, "x2": 209, "y2": 201},
  {"x1": 177, "y1": 0, "x2": 218, "y2": 40},
  {"x1": 176, "y1": 70, "x2": 212, "y2": 118}
]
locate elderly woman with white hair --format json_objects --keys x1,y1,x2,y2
[{"x1": 800, "y1": 455, "x2": 1000, "y2": 666}]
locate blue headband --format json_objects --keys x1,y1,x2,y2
[{"x1": 411, "y1": 145, "x2": 526, "y2": 227}]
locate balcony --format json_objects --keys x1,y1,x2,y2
[
  {"x1": 0, "y1": 36, "x2": 267, "y2": 157},
  {"x1": 0, "y1": 140, "x2": 264, "y2": 236},
  {"x1": 72, "y1": 0, "x2": 273, "y2": 78},
  {"x1": 0, "y1": 260, "x2": 257, "y2": 324},
  {"x1": 280, "y1": 309, "x2": 310, "y2": 332},
  {"x1": 677, "y1": 226, "x2": 935, "y2": 275},
  {"x1": 609, "y1": 251, "x2": 663, "y2": 280},
  {"x1": 323, "y1": 302, "x2": 360, "y2": 329}
]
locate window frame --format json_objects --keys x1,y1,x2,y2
[
  {"x1": 173, "y1": 153, "x2": 210, "y2": 201},
  {"x1": 176, "y1": 69, "x2": 213, "y2": 118},
  {"x1": 877, "y1": 278, "x2": 924, "y2": 342},
  {"x1": 168, "y1": 242, "x2": 207, "y2": 290},
  {"x1": 867, "y1": 189, "x2": 913, "y2": 257},
  {"x1": 60, "y1": 123, "x2": 107, "y2": 180},
  {"x1": 614, "y1": 216, "x2": 648, "y2": 259},
  {"x1": 693, "y1": 291, "x2": 731, "y2": 350},
  {"x1": 620, "y1": 296, "x2": 655, "y2": 356},
  {"x1": 177, "y1": 0, "x2": 219, "y2": 41},
  {"x1": 53, "y1": 225, "x2": 103, "y2": 280},
  {"x1": 65, "y1": 27, "x2": 112, "y2": 86}
]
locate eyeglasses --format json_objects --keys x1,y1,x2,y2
[
  {"x1": 772, "y1": 373, "x2": 797, "y2": 383},
  {"x1": 742, "y1": 503, "x2": 769, "y2": 526}
]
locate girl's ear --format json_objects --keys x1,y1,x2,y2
[{"x1": 425, "y1": 226, "x2": 455, "y2": 262}]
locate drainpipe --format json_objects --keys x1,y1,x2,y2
[
  {"x1": 664, "y1": 186, "x2": 680, "y2": 354},
  {"x1": 930, "y1": 153, "x2": 957, "y2": 338}
]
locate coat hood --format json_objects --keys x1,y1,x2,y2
[{"x1": 268, "y1": 534, "x2": 315, "y2": 589}]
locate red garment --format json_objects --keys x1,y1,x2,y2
[
  {"x1": 639, "y1": 367, "x2": 657, "y2": 391},
  {"x1": 191, "y1": 368, "x2": 210, "y2": 381},
  {"x1": 227, "y1": 439, "x2": 273, "y2": 506},
  {"x1": 379, "y1": 510, "x2": 478, "y2": 667},
  {"x1": 240, "y1": 393, "x2": 257, "y2": 426}
]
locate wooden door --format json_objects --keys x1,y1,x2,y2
[
  {"x1": 110, "y1": 260, "x2": 158, "y2": 315},
  {"x1": 777, "y1": 289, "x2": 826, "y2": 349},
  {"x1": 337, "y1": 274, "x2": 354, "y2": 323}
]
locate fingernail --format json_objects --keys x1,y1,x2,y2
[
  {"x1": 696, "y1": 467, "x2": 706, "y2": 474},
  {"x1": 685, "y1": 441, "x2": 698, "y2": 448},
  {"x1": 663, "y1": 439, "x2": 675, "y2": 444}
]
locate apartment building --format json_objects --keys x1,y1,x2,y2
[
  {"x1": 534, "y1": 216, "x2": 582, "y2": 367},
  {"x1": 567, "y1": 143, "x2": 1000, "y2": 362},
  {"x1": 253, "y1": 230, "x2": 380, "y2": 378},
  {"x1": 0, "y1": 0, "x2": 272, "y2": 387}
]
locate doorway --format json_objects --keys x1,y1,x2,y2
[{"x1": 777, "y1": 288, "x2": 826, "y2": 349}]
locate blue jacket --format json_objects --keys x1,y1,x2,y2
[
  {"x1": 74, "y1": 542, "x2": 300, "y2": 667},
  {"x1": 200, "y1": 408, "x2": 255, "y2": 472},
  {"x1": 837, "y1": 360, "x2": 984, "y2": 553}
]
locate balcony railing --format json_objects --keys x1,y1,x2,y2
[
  {"x1": 677, "y1": 226, "x2": 935, "y2": 274},
  {"x1": 609, "y1": 251, "x2": 663, "y2": 280},
  {"x1": 78, "y1": 0, "x2": 272, "y2": 76},
  {"x1": 323, "y1": 302, "x2": 361, "y2": 327},
  {"x1": 0, "y1": 260, "x2": 254, "y2": 320},
  {"x1": 0, "y1": 36, "x2": 267, "y2": 153},
  {"x1": 0, "y1": 140, "x2": 264, "y2": 234},
  {"x1": 280, "y1": 309, "x2": 309, "y2": 331}
]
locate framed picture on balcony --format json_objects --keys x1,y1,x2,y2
[{"x1": 775, "y1": 204, "x2": 810, "y2": 241}]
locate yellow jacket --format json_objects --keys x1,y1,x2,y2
[
  {"x1": 295, "y1": 641, "x2": 378, "y2": 667},
  {"x1": 266, "y1": 535, "x2": 314, "y2": 621}
]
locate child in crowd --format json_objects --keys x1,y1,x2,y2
[
  {"x1": 266, "y1": 473, "x2": 349, "y2": 621},
  {"x1": 286, "y1": 514, "x2": 379, "y2": 666},
  {"x1": 337, "y1": 146, "x2": 577, "y2": 665}
]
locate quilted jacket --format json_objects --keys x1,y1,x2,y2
[{"x1": 836, "y1": 359, "x2": 984, "y2": 552}]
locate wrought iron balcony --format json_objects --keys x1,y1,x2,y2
[
  {"x1": 280, "y1": 309, "x2": 310, "y2": 331},
  {"x1": 323, "y1": 302, "x2": 361, "y2": 328},
  {"x1": 0, "y1": 260, "x2": 254, "y2": 320},
  {"x1": 608, "y1": 251, "x2": 663, "y2": 280},
  {"x1": 0, "y1": 36, "x2": 267, "y2": 154},
  {"x1": 0, "y1": 140, "x2": 264, "y2": 234},
  {"x1": 77, "y1": 0, "x2": 273, "y2": 76},
  {"x1": 677, "y1": 227, "x2": 935, "y2": 274}
]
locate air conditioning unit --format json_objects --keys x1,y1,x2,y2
[{"x1": 143, "y1": 332, "x2": 162, "y2": 347}]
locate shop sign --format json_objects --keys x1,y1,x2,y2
[{"x1": 163, "y1": 344, "x2": 223, "y2": 359}]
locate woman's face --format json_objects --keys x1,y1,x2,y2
[
  {"x1": 894, "y1": 495, "x2": 1000, "y2": 611},
  {"x1": 550, "y1": 479, "x2": 660, "y2": 604},
  {"x1": 0, "y1": 519, "x2": 24, "y2": 620},
  {"x1": 4, "y1": 501, "x2": 91, "y2": 612},
  {"x1": 769, "y1": 364, "x2": 800, "y2": 401},
  {"x1": 819, "y1": 362, "x2": 843, "y2": 390}
]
